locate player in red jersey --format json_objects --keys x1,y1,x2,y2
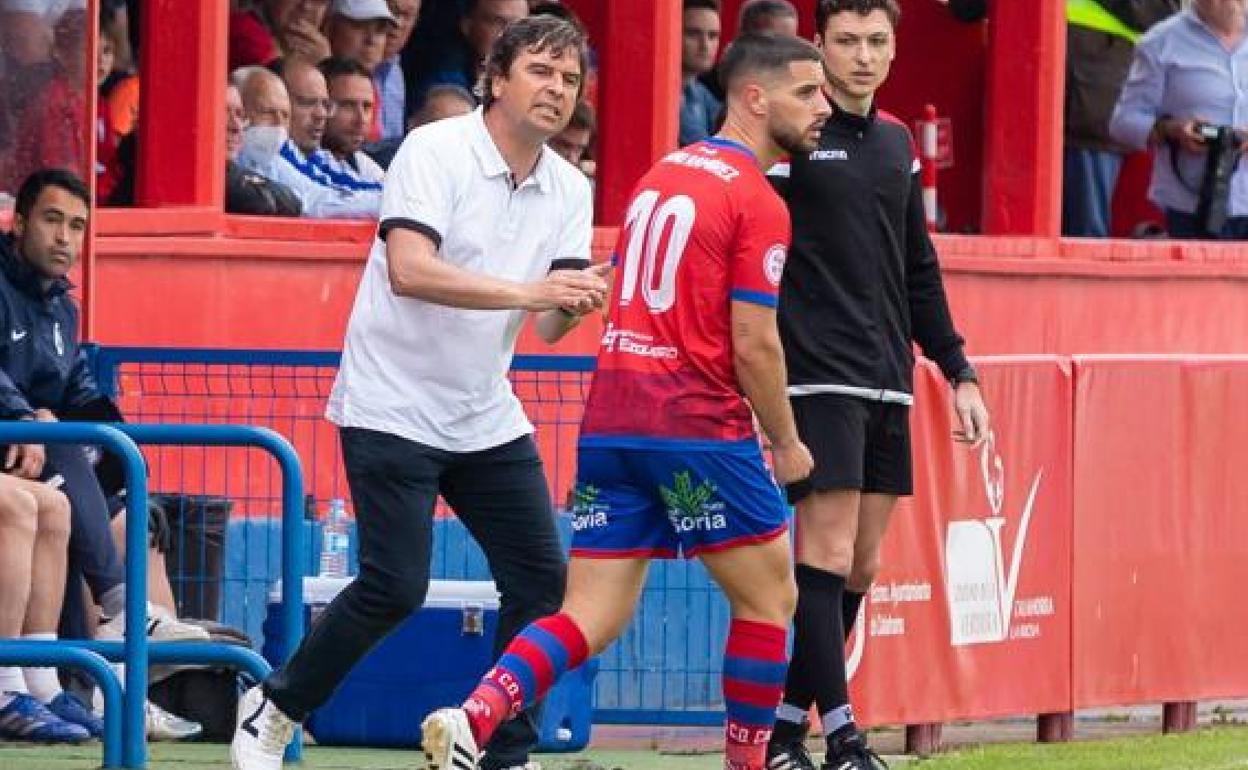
[{"x1": 420, "y1": 33, "x2": 830, "y2": 770}]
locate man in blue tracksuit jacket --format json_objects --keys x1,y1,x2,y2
[{"x1": 0, "y1": 168, "x2": 203, "y2": 649}]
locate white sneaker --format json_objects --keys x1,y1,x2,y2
[
  {"x1": 231, "y1": 686, "x2": 295, "y2": 770},
  {"x1": 146, "y1": 700, "x2": 202, "y2": 741},
  {"x1": 421, "y1": 708, "x2": 479, "y2": 770},
  {"x1": 98, "y1": 605, "x2": 210, "y2": 642}
]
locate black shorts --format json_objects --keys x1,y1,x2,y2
[{"x1": 786, "y1": 392, "x2": 913, "y2": 502}]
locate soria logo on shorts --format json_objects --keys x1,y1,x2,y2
[
  {"x1": 943, "y1": 431, "x2": 1047, "y2": 646},
  {"x1": 660, "y1": 471, "x2": 727, "y2": 533},
  {"x1": 570, "y1": 483, "x2": 609, "y2": 531}
]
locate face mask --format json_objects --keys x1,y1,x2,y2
[{"x1": 241, "y1": 125, "x2": 288, "y2": 160}]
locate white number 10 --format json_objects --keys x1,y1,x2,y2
[{"x1": 619, "y1": 189, "x2": 696, "y2": 313}]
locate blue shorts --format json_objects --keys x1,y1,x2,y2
[{"x1": 569, "y1": 438, "x2": 791, "y2": 559}]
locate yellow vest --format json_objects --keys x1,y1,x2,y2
[{"x1": 1067, "y1": 0, "x2": 1140, "y2": 43}]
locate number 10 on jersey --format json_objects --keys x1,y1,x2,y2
[{"x1": 620, "y1": 190, "x2": 695, "y2": 314}]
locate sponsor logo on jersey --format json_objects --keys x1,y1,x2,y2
[{"x1": 809, "y1": 149, "x2": 849, "y2": 161}]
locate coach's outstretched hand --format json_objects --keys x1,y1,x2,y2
[
  {"x1": 528, "y1": 263, "x2": 611, "y2": 313},
  {"x1": 771, "y1": 439, "x2": 814, "y2": 485}
]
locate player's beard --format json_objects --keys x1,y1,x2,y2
[{"x1": 770, "y1": 118, "x2": 821, "y2": 156}]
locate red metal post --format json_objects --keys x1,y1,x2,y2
[
  {"x1": 595, "y1": 0, "x2": 682, "y2": 226},
  {"x1": 81, "y1": 0, "x2": 99, "y2": 340},
  {"x1": 135, "y1": 0, "x2": 228, "y2": 208},
  {"x1": 980, "y1": 0, "x2": 1065, "y2": 236}
]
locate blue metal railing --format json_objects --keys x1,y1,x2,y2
[{"x1": 0, "y1": 421, "x2": 306, "y2": 768}]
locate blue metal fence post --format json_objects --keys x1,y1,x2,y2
[{"x1": 0, "y1": 422, "x2": 150, "y2": 768}]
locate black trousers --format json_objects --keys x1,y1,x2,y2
[{"x1": 265, "y1": 427, "x2": 566, "y2": 769}]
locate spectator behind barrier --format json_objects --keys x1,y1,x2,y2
[
  {"x1": 678, "y1": 0, "x2": 722, "y2": 147},
  {"x1": 738, "y1": 0, "x2": 798, "y2": 36},
  {"x1": 237, "y1": 61, "x2": 381, "y2": 218},
  {"x1": 364, "y1": 82, "x2": 476, "y2": 169},
  {"x1": 229, "y1": 0, "x2": 332, "y2": 71},
  {"x1": 1110, "y1": 0, "x2": 1248, "y2": 240},
  {"x1": 549, "y1": 100, "x2": 595, "y2": 177},
  {"x1": 1062, "y1": 0, "x2": 1178, "y2": 237},
  {"x1": 225, "y1": 81, "x2": 302, "y2": 216},
  {"x1": 6, "y1": 8, "x2": 89, "y2": 191},
  {"x1": 407, "y1": 0, "x2": 527, "y2": 110},
  {"x1": 319, "y1": 57, "x2": 386, "y2": 186},
  {"x1": 325, "y1": 0, "x2": 395, "y2": 74},
  {"x1": 374, "y1": 0, "x2": 421, "y2": 140}
]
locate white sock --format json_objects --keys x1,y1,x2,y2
[
  {"x1": 821, "y1": 704, "x2": 855, "y2": 736},
  {"x1": 0, "y1": 665, "x2": 29, "y2": 696},
  {"x1": 776, "y1": 703, "x2": 809, "y2": 725},
  {"x1": 21, "y1": 633, "x2": 63, "y2": 702}
]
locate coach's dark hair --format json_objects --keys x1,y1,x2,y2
[
  {"x1": 14, "y1": 168, "x2": 90, "y2": 221},
  {"x1": 482, "y1": 15, "x2": 588, "y2": 109},
  {"x1": 816, "y1": 0, "x2": 901, "y2": 35},
  {"x1": 739, "y1": 0, "x2": 798, "y2": 33},
  {"x1": 317, "y1": 56, "x2": 372, "y2": 83},
  {"x1": 718, "y1": 32, "x2": 823, "y2": 94},
  {"x1": 684, "y1": 0, "x2": 721, "y2": 13}
]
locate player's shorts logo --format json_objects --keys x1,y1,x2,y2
[
  {"x1": 764, "y1": 245, "x2": 787, "y2": 287},
  {"x1": 570, "y1": 483, "x2": 609, "y2": 531},
  {"x1": 660, "y1": 471, "x2": 727, "y2": 533}
]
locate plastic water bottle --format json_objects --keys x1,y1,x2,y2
[{"x1": 319, "y1": 498, "x2": 350, "y2": 578}]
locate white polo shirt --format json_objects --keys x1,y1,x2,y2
[{"x1": 326, "y1": 108, "x2": 593, "y2": 452}]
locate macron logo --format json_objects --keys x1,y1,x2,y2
[
  {"x1": 809, "y1": 149, "x2": 848, "y2": 161},
  {"x1": 10, "y1": 329, "x2": 27, "y2": 342}
]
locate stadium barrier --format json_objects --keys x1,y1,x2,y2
[{"x1": 84, "y1": 347, "x2": 1248, "y2": 744}]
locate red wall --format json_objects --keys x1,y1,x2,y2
[{"x1": 92, "y1": 228, "x2": 1248, "y2": 356}]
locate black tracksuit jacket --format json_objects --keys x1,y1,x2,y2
[{"x1": 770, "y1": 104, "x2": 970, "y2": 402}]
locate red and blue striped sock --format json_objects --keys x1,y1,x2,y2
[
  {"x1": 462, "y1": 613, "x2": 589, "y2": 748},
  {"x1": 723, "y1": 618, "x2": 789, "y2": 770}
]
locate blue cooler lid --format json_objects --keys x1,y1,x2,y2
[{"x1": 270, "y1": 577, "x2": 500, "y2": 610}]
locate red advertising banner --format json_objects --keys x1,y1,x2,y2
[
  {"x1": 1072, "y1": 356, "x2": 1248, "y2": 708},
  {"x1": 851, "y1": 357, "x2": 1073, "y2": 725}
]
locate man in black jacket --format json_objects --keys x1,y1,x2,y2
[
  {"x1": 765, "y1": 3, "x2": 990, "y2": 769},
  {"x1": 0, "y1": 168, "x2": 205, "y2": 648}
]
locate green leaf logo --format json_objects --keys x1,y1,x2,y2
[{"x1": 659, "y1": 471, "x2": 718, "y2": 517}]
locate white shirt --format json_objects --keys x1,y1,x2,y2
[
  {"x1": 239, "y1": 139, "x2": 382, "y2": 219},
  {"x1": 326, "y1": 108, "x2": 593, "y2": 451}
]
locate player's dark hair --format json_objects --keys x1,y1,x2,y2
[
  {"x1": 816, "y1": 0, "x2": 901, "y2": 35},
  {"x1": 482, "y1": 15, "x2": 588, "y2": 109},
  {"x1": 718, "y1": 32, "x2": 823, "y2": 94}
]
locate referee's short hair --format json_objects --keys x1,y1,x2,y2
[
  {"x1": 718, "y1": 32, "x2": 824, "y2": 95},
  {"x1": 816, "y1": 0, "x2": 901, "y2": 34},
  {"x1": 482, "y1": 15, "x2": 588, "y2": 109}
]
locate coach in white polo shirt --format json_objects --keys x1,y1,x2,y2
[{"x1": 231, "y1": 16, "x2": 608, "y2": 770}]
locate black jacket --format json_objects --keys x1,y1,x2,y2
[
  {"x1": 0, "y1": 233, "x2": 100, "y2": 419},
  {"x1": 771, "y1": 105, "x2": 969, "y2": 400}
]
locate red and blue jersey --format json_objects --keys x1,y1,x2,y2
[{"x1": 580, "y1": 138, "x2": 791, "y2": 445}]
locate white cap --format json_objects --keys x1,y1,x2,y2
[{"x1": 331, "y1": 0, "x2": 397, "y2": 25}]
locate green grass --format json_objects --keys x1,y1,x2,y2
[{"x1": 1, "y1": 727, "x2": 1246, "y2": 770}]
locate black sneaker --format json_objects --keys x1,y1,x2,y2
[
  {"x1": 766, "y1": 735, "x2": 818, "y2": 770},
  {"x1": 821, "y1": 728, "x2": 888, "y2": 770}
]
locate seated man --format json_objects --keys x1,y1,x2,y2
[
  {"x1": 363, "y1": 83, "x2": 476, "y2": 169},
  {"x1": 237, "y1": 61, "x2": 381, "y2": 218},
  {"x1": 0, "y1": 472, "x2": 99, "y2": 742},
  {"x1": 318, "y1": 57, "x2": 385, "y2": 187},
  {"x1": 549, "y1": 100, "x2": 594, "y2": 175},
  {"x1": 0, "y1": 168, "x2": 206, "y2": 647},
  {"x1": 225, "y1": 80, "x2": 302, "y2": 216}
]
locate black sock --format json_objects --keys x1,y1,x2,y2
[
  {"x1": 842, "y1": 589, "x2": 865, "y2": 639},
  {"x1": 775, "y1": 564, "x2": 850, "y2": 738}
]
